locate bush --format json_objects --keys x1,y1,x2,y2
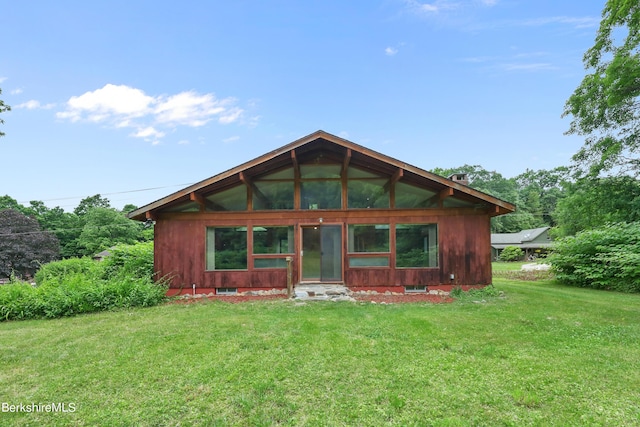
[
  {"x1": 548, "y1": 222, "x2": 640, "y2": 292},
  {"x1": 0, "y1": 275, "x2": 167, "y2": 321},
  {"x1": 2, "y1": 242, "x2": 167, "y2": 321},
  {"x1": 499, "y1": 246, "x2": 524, "y2": 262},
  {"x1": 101, "y1": 242, "x2": 155, "y2": 280},
  {"x1": 34, "y1": 257, "x2": 100, "y2": 286}
]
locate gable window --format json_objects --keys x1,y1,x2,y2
[
  {"x1": 395, "y1": 182, "x2": 438, "y2": 209},
  {"x1": 253, "y1": 168, "x2": 294, "y2": 210},
  {"x1": 300, "y1": 164, "x2": 342, "y2": 210},
  {"x1": 205, "y1": 185, "x2": 247, "y2": 211},
  {"x1": 206, "y1": 227, "x2": 247, "y2": 270},
  {"x1": 395, "y1": 224, "x2": 438, "y2": 268},
  {"x1": 347, "y1": 167, "x2": 389, "y2": 209}
]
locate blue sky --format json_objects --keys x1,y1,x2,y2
[{"x1": 2, "y1": 0, "x2": 603, "y2": 211}]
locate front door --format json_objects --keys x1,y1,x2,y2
[{"x1": 301, "y1": 225, "x2": 342, "y2": 282}]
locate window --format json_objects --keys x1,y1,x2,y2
[
  {"x1": 348, "y1": 224, "x2": 389, "y2": 252},
  {"x1": 253, "y1": 226, "x2": 294, "y2": 269},
  {"x1": 395, "y1": 224, "x2": 438, "y2": 268},
  {"x1": 205, "y1": 185, "x2": 247, "y2": 211},
  {"x1": 253, "y1": 181, "x2": 294, "y2": 210},
  {"x1": 253, "y1": 168, "x2": 294, "y2": 210},
  {"x1": 206, "y1": 227, "x2": 247, "y2": 270},
  {"x1": 348, "y1": 179, "x2": 389, "y2": 208},
  {"x1": 300, "y1": 163, "x2": 342, "y2": 210},
  {"x1": 347, "y1": 167, "x2": 389, "y2": 209},
  {"x1": 405, "y1": 285, "x2": 427, "y2": 293},
  {"x1": 348, "y1": 224, "x2": 390, "y2": 267},
  {"x1": 394, "y1": 182, "x2": 438, "y2": 209},
  {"x1": 301, "y1": 181, "x2": 342, "y2": 209},
  {"x1": 253, "y1": 226, "x2": 294, "y2": 254}
]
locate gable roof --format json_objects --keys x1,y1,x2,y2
[
  {"x1": 491, "y1": 226, "x2": 552, "y2": 248},
  {"x1": 128, "y1": 130, "x2": 516, "y2": 220}
]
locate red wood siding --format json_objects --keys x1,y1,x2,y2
[{"x1": 154, "y1": 209, "x2": 493, "y2": 291}]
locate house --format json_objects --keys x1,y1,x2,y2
[
  {"x1": 491, "y1": 226, "x2": 554, "y2": 260},
  {"x1": 128, "y1": 130, "x2": 515, "y2": 295}
]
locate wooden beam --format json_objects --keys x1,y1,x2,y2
[
  {"x1": 145, "y1": 211, "x2": 156, "y2": 221},
  {"x1": 291, "y1": 149, "x2": 300, "y2": 209},
  {"x1": 342, "y1": 148, "x2": 352, "y2": 176},
  {"x1": 424, "y1": 187, "x2": 454, "y2": 208},
  {"x1": 240, "y1": 172, "x2": 271, "y2": 209},
  {"x1": 189, "y1": 192, "x2": 206, "y2": 210},
  {"x1": 190, "y1": 191, "x2": 225, "y2": 211},
  {"x1": 291, "y1": 150, "x2": 300, "y2": 179},
  {"x1": 384, "y1": 168, "x2": 404, "y2": 193}
]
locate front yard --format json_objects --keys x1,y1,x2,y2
[{"x1": 1, "y1": 271, "x2": 639, "y2": 426}]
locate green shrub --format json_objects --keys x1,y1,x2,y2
[
  {"x1": 101, "y1": 242, "x2": 155, "y2": 280},
  {"x1": 499, "y1": 246, "x2": 524, "y2": 262},
  {"x1": 549, "y1": 222, "x2": 640, "y2": 292},
  {"x1": 2, "y1": 244, "x2": 167, "y2": 321},
  {"x1": 34, "y1": 257, "x2": 100, "y2": 286}
]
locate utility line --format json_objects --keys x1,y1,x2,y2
[{"x1": 16, "y1": 183, "x2": 195, "y2": 205}]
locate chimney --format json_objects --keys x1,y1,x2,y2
[{"x1": 448, "y1": 173, "x2": 469, "y2": 186}]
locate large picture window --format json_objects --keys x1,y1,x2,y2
[
  {"x1": 206, "y1": 227, "x2": 247, "y2": 270},
  {"x1": 347, "y1": 224, "x2": 390, "y2": 267},
  {"x1": 395, "y1": 224, "x2": 438, "y2": 268},
  {"x1": 253, "y1": 226, "x2": 294, "y2": 269}
]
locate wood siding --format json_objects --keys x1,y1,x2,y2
[{"x1": 154, "y1": 209, "x2": 493, "y2": 290}]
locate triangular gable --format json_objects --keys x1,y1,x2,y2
[{"x1": 128, "y1": 130, "x2": 516, "y2": 220}]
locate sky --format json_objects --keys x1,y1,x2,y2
[{"x1": 1, "y1": 0, "x2": 605, "y2": 212}]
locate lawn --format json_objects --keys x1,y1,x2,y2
[{"x1": 1, "y1": 276, "x2": 639, "y2": 426}]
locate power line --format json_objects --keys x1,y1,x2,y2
[{"x1": 16, "y1": 183, "x2": 195, "y2": 205}]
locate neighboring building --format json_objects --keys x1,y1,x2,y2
[
  {"x1": 128, "y1": 131, "x2": 515, "y2": 295},
  {"x1": 491, "y1": 226, "x2": 554, "y2": 260}
]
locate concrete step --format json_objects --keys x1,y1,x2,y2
[{"x1": 293, "y1": 283, "x2": 355, "y2": 302}]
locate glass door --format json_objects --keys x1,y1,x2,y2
[{"x1": 301, "y1": 225, "x2": 342, "y2": 281}]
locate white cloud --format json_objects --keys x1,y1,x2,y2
[
  {"x1": 10, "y1": 88, "x2": 23, "y2": 95},
  {"x1": 0, "y1": 77, "x2": 6, "y2": 84},
  {"x1": 57, "y1": 84, "x2": 246, "y2": 143},
  {"x1": 385, "y1": 47, "x2": 399, "y2": 56},
  {"x1": 61, "y1": 84, "x2": 154, "y2": 121},
  {"x1": 155, "y1": 91, "x2": 228, "y2": 127},
  {"x1": 131, "y1": 126, "x2": 165, "y2": 139},
  {"x1": 405, "y1": 0, "x2": 460, "y2": 14},
  {"x1": 16, "y1": 100, "x2": 56, "y2": 110}
]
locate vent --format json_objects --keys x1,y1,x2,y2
[{"x1": 216, "y1": 288, "x2": 238, "y2": 295}]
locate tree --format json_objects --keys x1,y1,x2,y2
[
  {"x1": 431, "y1": 165, "x2": 543, "y2": 233},
  {"x1": 552, "y1": 176, "x2": 640, "y2": 237},
  {"x1": 563, "y1": 1, "x2": 640, "y2": 177},
  {"x1": 0, "y1": 209, "x2": 60, "y2": 278},
  {"x1": 74, "y1": 194, "x2": 111, "y2": 217},
  {"x1": 0, "y1": 88, "x2": 10, "y2": 137},
  {"x1": 76, "y1": 208, "x2": 143, "y2": 256},
  {"x1": 514, "y1": 167, "x2": 571, "y2": 227}
]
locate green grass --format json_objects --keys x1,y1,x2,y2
[{"x1": 1, "y1": 279, "x2": 640, "y2": 426}]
